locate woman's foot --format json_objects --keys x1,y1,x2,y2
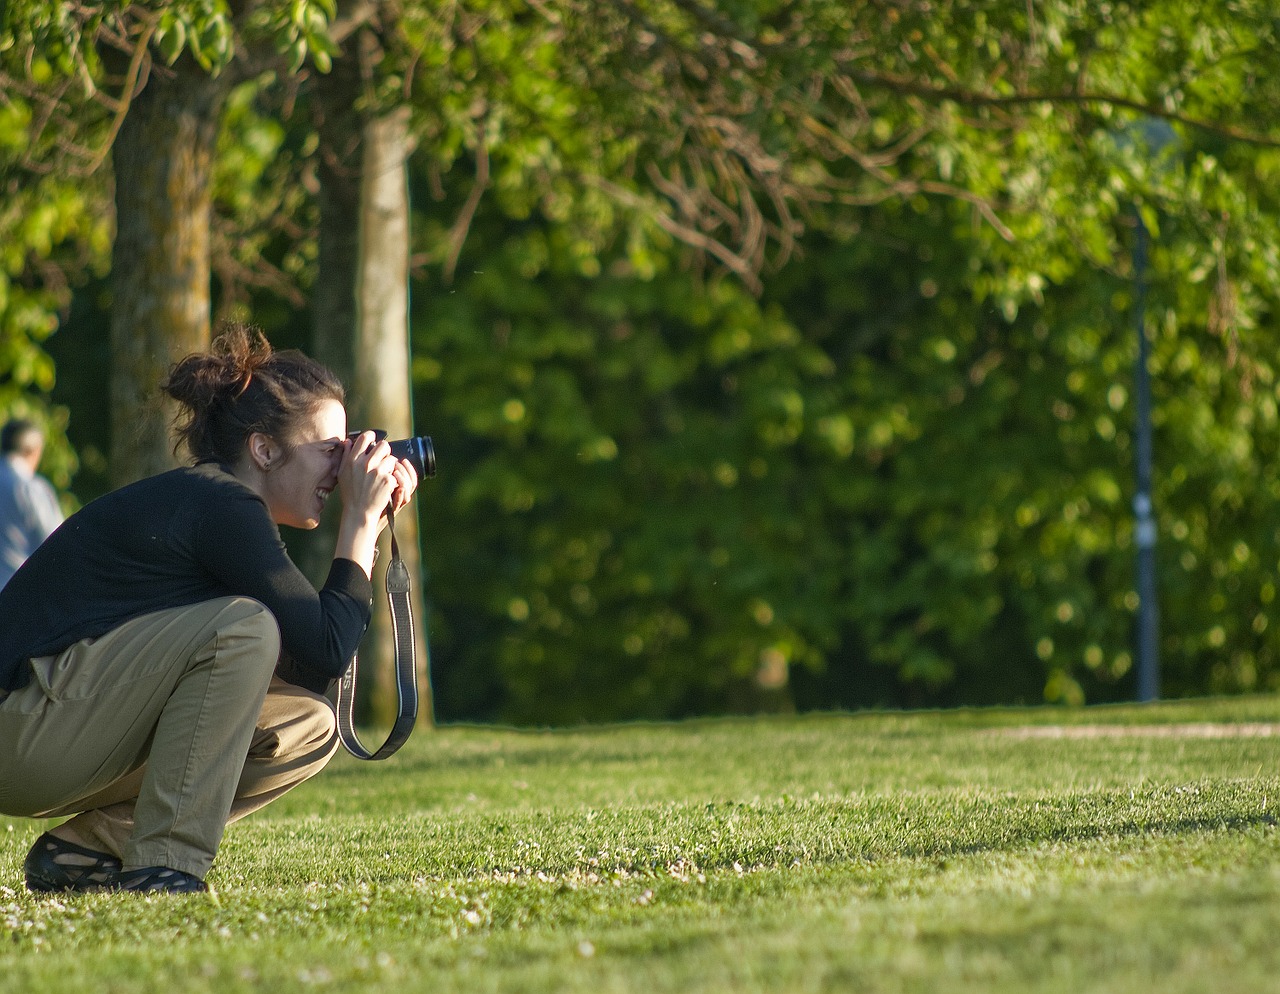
[
  {"x1": 23, "y1": 831, "x2": 122, "y2": 893},
  {"x1": 113, "y1": 865, "x2": 208, "y2": 893}
]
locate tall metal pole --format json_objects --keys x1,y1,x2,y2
[{"x1": 1133, "y1": 212, "x2": 1160, "y2": 701}]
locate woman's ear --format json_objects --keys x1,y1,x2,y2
[{"x1": 247, "y1": 432, "x2": 278, "y2": 472}]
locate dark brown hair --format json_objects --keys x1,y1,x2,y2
[{"x1": 162, "y1": 323, "x2": 345, "y2": 466}]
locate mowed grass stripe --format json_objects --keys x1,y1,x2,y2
[
  {"x1": 3, "y1": 699, "x2": 1279, "y2": 993},
  {"x1": 4, "y1": 830, "x2": 1279, "y2": 993},
  {"x1": 215, "y1": 779, "x2": 1278, "y2": 885}
]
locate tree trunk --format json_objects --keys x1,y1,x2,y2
[
  {"x1": 110, "y1": 63, "x2": 223, "y2": 487},
  {"x1": 354, "y1": 106, "x2": 433, "y2": 729},
  {"x1": 303, "y1": 37, "x2": 360, "y2": 604},
  {"x1": 311, "y1": 51, "x2": 433, "y2": 729}
]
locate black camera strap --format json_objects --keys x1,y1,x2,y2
[{"x1": 335, "y1": 509, "x2": 419, "y2": 760}]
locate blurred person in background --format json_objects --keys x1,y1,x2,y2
[{"x1": 0, "y1": 418, "x2": 63, "y2": 590}]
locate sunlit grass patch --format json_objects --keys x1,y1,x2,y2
[{"x1": 3, "y1": 697, "x2": 1280, "y2": 993}]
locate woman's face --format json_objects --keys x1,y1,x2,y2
[{"x1": 260, "y1": 398, "x2": 347, "y2": 529}]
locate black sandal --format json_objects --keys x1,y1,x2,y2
[
  {"x1": 113, "y1": 865, "x2": 208, "y2": 894},
  {"x1": 23, "y1": 831, "x2": 122, "y2": 893}
]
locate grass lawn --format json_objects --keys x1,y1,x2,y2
[{"x1": 4, "y1": 695, "x2": 1280, "y2": 993}]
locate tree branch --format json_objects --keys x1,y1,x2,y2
[
  {"x1": 849, "y1": 67, "x2": 1280, "y2": 149},
  {"x1": 80, "y1": 20, "x2": 157, "y2": 175},
  {"x1": 586, "y1": 175, "x2": 763, "y2": 294},
  {"x1": 443, "y1": 122, "x2": 490, "y2": 284}
]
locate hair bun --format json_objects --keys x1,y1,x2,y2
[
  {"x1": 160, "y1": 322, "x2": 344, "y2": 466},
  {"x1": 211, "y1": 323, "x2": 274, "y2": 398}
]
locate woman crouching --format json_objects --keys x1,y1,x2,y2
[{"x1": 0, "y1": 325, "x2": 417, "y2": 893}]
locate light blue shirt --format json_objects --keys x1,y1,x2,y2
[{"x1": 0, "y1": 456, "x2": 63, "y2": 590}]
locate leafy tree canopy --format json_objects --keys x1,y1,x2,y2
[{"x1": 4, "y1": 1, "x2": 1280, "y2": 717}]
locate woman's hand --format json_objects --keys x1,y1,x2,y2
[
  {"x1": 339, "y1": 431, "x2": 398, "y2": 525},
  {"x1": 345, "y1": 432, "x2": 419, "y2": 520},
  {"x1": 333, "y1": 432, "x2": 419, "y2": 575},
  {"x1": 387, "y1": 453, "x2": 419, "y2": 517}
]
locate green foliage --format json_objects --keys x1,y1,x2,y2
[
  {"x1": 412, "y1": 183, "x2": 856, "y2": 720},
  {"x1": 0, "y1": 0, "x2": 341, "y2": 487},
  {"x1": 243, "y1": 0, "x2": 338, "y2": 73},
  {"x1": 0, "y1": 7, "x2": 116, "y2": 488},
  {"x1": 0, "y1": 173, "x2": 105, "y2": 491},
  {"x1": 413, "y1": 114, "x2": 1280, "y2": 721},
  {"x1": 209, "y1": 72, "x2": 317, "y2": 322},
  {"x1": 9, "y1": 1, "x2": 1280, "y2": 718}
]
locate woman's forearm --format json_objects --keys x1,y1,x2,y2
[{"x1": 333, "y1": 511, "x2": 383, "y2": 577}]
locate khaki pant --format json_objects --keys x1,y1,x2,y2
[{"x1": 0, "y1": 597, "x2": 340, "y2": 877}]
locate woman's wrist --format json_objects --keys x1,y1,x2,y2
[{"x1": 334, "y1": 512, "x2": 383, "y2": 577}]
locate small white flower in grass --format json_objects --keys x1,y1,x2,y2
[
  {"x1": 578, "y1": 940, "x2": 596, "y2": 958},
  {"x1": 462, "y1": 909, "x2": 482, "y2": 925}
]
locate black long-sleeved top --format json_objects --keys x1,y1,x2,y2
[{"x1": 0, "y1": 463, "x2": 371, "y2": 692}]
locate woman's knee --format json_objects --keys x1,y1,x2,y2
[
  {"x1": 211, "y1": 597, "x2": 282, "y2": 661},
  {"x1": 253, "y1": 680, "x2": 338, "y2": 760},
  {"x1": 294, "y1": 691, "x2": 338, "y2": 753}
]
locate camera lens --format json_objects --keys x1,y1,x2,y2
[
  {"x1": 388, "y1": 436, "x2": 436, "y2": 480},
  {"x1": 348, "y1": 431, "x2": 437, "y2": 481}
]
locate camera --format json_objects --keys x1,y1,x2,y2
[
  {"x1": 349, "y1": 430, "x2": 437, "y2": 481},
  {"x1": 388, "y1": 436, "x2": 436, "y2": 481}
]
